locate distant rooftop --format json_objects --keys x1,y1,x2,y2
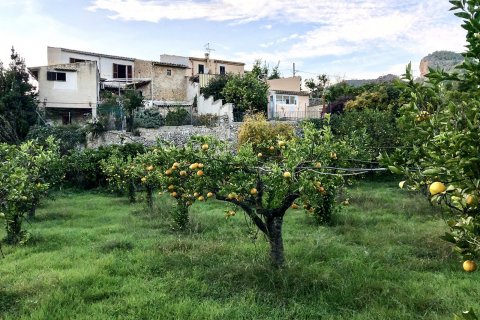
[{"x1": 50, "y1": 46, "x2": 136, "y2": 62}]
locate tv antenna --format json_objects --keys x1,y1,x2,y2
[{"x1": 204, "y1": 43, "x2": 215, "y2": 54}]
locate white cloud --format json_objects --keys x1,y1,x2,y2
[{"x1": 0, "y1": 1, "x2": 90, "y2": 67}]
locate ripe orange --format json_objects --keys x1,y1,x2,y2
[
  {"x1": 278, "y1": 140, "x2": 286, "y2": 147},
  {"x1": 429, "y1": 182, "x2": 446, "y2": 195},
  {"x1": 207, "y1": 192, "x2": 214, "y2": 198},
  {"x1": 466, "y1": 195, "x2": 475, "y2": 206},
  {"x1": 167, "y1": 185, "x2": 175, "y2": 191},
  {"x1": 171, "y1": 192, "x2": 178, "y2": 198},
  {"x1": 165, "y1": 169, "x2": 173, "y2": 176},
  {"x1": 250, "y1": 188, "x2": 258, "y2": 195},
  {"x1": 180, "y1": 170, "x2": 187, "y2": 176},
  {"x1": 146, "y1": 165, "x2": 154, "y2": 171},
  {"x1": 227, "y1": 193, "x2": 235, "y2": 200},
  {"x1": 463, "y1": 260, "x2": 477, "y2": 272},
  {"x1": 315, "y1": 162, "x2": 322, "y2": 168},
  {"x1": 197, "y1": 170, "x2": 204, "y2": 177},
  {"x1": 198, "y1": 163, "x2": 204, "y2": 168},
  {"x1": 198, "y1": 196, "x2": 205, "y2": 201},
  {"x1": 189, "y1": 163, "x2": 198, "y2": 170},
  {"x1": 291, "y1": 203, "x2": 299, "y2": 209},
  {"x1": 194, "y1": 192, "x2": 200, "y2": 197},
  {"x1": 257, "y1": 153, "x2": 263, "y2": 158},
  {"x1": 201, "y1": 144, "x2": 209, "y2": 151}
]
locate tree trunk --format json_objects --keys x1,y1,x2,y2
[
  {"x1": 6, "y1": 213, "x2": 22, "y2": 244},
  {"x1": 266, "y1": 215, "x2": 285, "y2": 268},
  {"x1": 28, "y1": 205, "x2": 36, "y2": 219},
  {"x1": 128, "y1": 181, "x2": 136, "y2": 203},
  {"x1": 146, "y1": 186, "x2": 153, "y2": 209}
]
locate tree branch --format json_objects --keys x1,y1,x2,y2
[{"x1": 216, "y1": 195, "x2": 268, "y2": 234}]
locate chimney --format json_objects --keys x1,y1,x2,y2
[{"x1": 205, "y1": 52, "x2": 210, "y2": 60}]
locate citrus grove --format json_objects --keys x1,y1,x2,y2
[
  {"x1": 0, "y1": 137, "x2": 62, "y2": 244},
  {"x1": 101, "y1": 116, "x2": 363, "y2": 267},
  {"x1": 384, "y1": 0, "x2": 480, "y2": 266}
]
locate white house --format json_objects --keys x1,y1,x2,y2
[
  {"x1": 29, "y1": 61, "x2": 100, "y2": 125},
  {"x1": 267, "y1": 76, "x2": 310, "y2": 120}
]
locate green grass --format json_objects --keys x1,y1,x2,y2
[{"x1": 0, "y1": 180, "x2": 478, "y2": 319}]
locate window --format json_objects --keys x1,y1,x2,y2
[
  {"x1": 31, "y1": 70, "x2": 39, "y2": 79},
  {"x1": 167, "y1": 69, "x2": 172, "y2": 76},
  {"x1": 69, "y1": 58, "x2": 89, "y2": 63},
  {"x1": 219, "y1": 66, "x2": 226, "y2": 75},
  {"x1": 198, "y1": 64, "x2": 204, "y2": 74},
  {"x1": 113, "y1": 63, "x2": 133, "y2": 79},
  {"x1": 275, "y1": 95, "x2": 297, "y2": 105},
  {"x1": 47, "y1": 71, "x2": 66, "y2": 81}
]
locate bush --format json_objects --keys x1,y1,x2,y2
[
  {"x1": 134, "y1": 109, "x2": 164, "y2": 128},
  {"x1": 237, "y1": 114, "x2": 295, "y2": 152},
  {"x1": 192, "y1": 114, "x2": 219, "y2": 127},
  {"x1": 165, "y1": 109, "x2": 190, "y2": 126},
  {"x1": 65, "y1": 143, "x2": 146, "y2": 189},
  {"x1": 26, "y1": 125, "x2": 86, "y2": 155}
]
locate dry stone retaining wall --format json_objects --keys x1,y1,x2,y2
[{"x1": 87, "y1": 121, "x2": 299, "y2": 149}]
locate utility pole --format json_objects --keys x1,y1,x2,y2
[{"x1": 293, "y1": 63, "x2": 296, "y2": 76}]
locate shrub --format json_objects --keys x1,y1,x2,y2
[
  {"x1": 26, "y1": 125, "x2": 86, "y2": 155},
  {"x1": 134, "y1": 109, "x2": 164, "y2": 128},
  {"x1": 192, "y1": 114, "x2": 219, "y2": 127},
  {"x1": 165, "y1": 108, "x2": 190, "y2": 126},
  {"x1": 237, "y1": 114, "x2": 295, "y2": 153}
]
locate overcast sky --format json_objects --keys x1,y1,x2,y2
[{"x1": 0, "y1": 0, "x2": 466, "y2": 80}]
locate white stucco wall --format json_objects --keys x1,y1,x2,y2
[
  {"x1": 36, "y1": 61, "x2": 99, "y2": 111},
  {"x1": 47, "y1": 47, "x2": 134, "y2": 80}
]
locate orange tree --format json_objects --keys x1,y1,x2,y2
[
  {"x1": 0, "y1": 137, "x2": 62, "y2": 244},
  {"x1": 384, "y1": 0, "x2": 480, "y2": 262},
  {"x1": 121, "y1": 120, "x2": 363, "y2": 267}
]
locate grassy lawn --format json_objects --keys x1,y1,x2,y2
[{"x1": 1, "y1": 180, "x2": 478, "y2": 319}]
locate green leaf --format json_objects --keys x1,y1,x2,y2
[{"x1": 388, "y1": 166, "x2": 403, "y2": 175}]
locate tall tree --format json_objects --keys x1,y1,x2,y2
[
  {"x1": 122, "y1": 89, "x2": 143, "y2": 132},
  {"x1": 222, "y1": 72, "x2": 269, "y2": 114},
  {"x1": 0, "y1": 48, "x2": 38, "y2": 144}
]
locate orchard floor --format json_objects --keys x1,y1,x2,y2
[{"x1": 0, "y1": 180, "x2": 478, "y2": 320}]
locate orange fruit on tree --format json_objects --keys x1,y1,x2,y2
[
  {"x1": 257, "y1": 153, "x2": 263, "y2": 158},
  {"x1": 429, "y1": 182, "x2": 446, "y2": 195},
  {"x1": 197, "y1": 195, "x2": 205, "y2": 201},
  {"x1": 201, "y1": 144, "x2": 209, "y2": 151},
  {"x1": 207, "y1": 192, "x2": 214, "y2": 198},
  {"x1": 165, "y1": 169, "x2": 173, "y2": 175},
  {"x1": 180, "y1": 170, "x2": 187, "y2": 176},
  {"x1": 291, "y1": 203, "x2": 299, "y2": 209},
  {"x1": 194, "y1": 192, "x2": 200, "y2": 197},
  {"x1": 197, "y1": 170, "x2": 204, "y2": 177},
  {"x1": 171, "y1": 192, "x2": 178, "y2": 198},
  {"x1": 198, "y1": 163, "x2": 204, "y2": 168},
  {"x1": 146, "y1": 165, "x2": 154, "y2": 171},
  {"x1": 315, "y1": 162, "x2": 321, "y2": 168},
  {"x1": 189, "y1": 163, "x2": 198, "y2": 170},
  {"x1": 463, "y1": 260, "x2": 477, "y2": 272},
  {"x1": 269, "y1": 146, "x2": 275, "y2": 151},
  {"x1": 283, "y1": 171, "x2": 291, "y2": 178},
  {"x1": 250, "y1": 188, "x2": 258, "y2": 195},
  {"x1": 466, "y1": 194, "x2": 475, "y2": 206}
]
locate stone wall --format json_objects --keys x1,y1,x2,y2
[
  {"x1": 87, "y1": 122, "x2": 244, "y2": 148},
  {"x1": 87, "y1": 120, "x2": 299, "y2": 149}
]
